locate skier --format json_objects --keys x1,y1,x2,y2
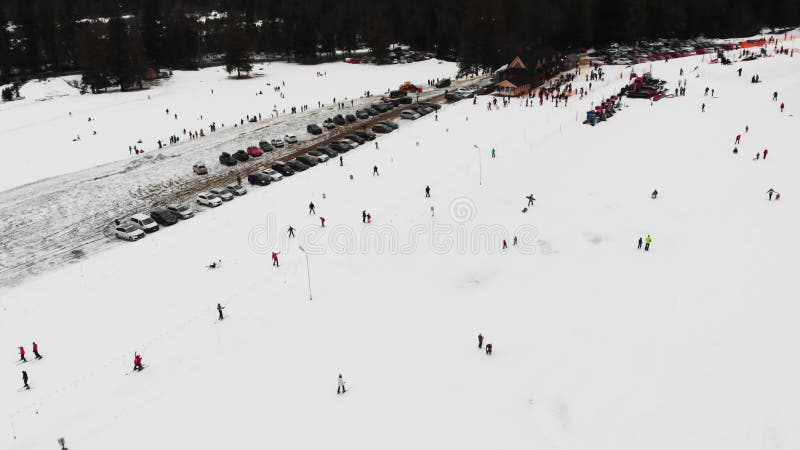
[
  {"x1": 638, "y1": 237, "x2": 643, "y2": 249},
  {"x1": 18, "y1": 346, "x2": 26, "y2": 362},
  {"x1": 288, "y1": 226, "x2": 295, "y2": 238},
  {"x1": 644, "y1": 235, "x2": 652, "y2": 251},
  {"x1": 32, "y1": 342, "x2": 42, "y2": 360},
  {"x1": 745, "y1": 125, "x2": 749, "y2": 133},
  {"x1": 272, "y1": 251, "x2": 280, "y2": 267},
  {"x1": 373, "y1": 165, "x2": 379, "y2": 176},
  {"x1": 207, "y1": 260, "x2": 221, "y2": 269},
  {"x1": 737, "y1": 67, "x2": 742, "y2": 77},
  {"x1": 735, "y1": 134, "x2": 741, "y2": 144},
  {"x1": 320, "y1": 217, "x2": 326, "y2": 228},
  {"x1": 733, "y1": 147, "x2": 738, "y2": 155},
  {"x1": 756, "y1": 152, "x2": 760, "y2": 160},
  {"x1": 780, "y1": 102, "x2": 784, "y2": 112},
  {"x1": 22, "y1": 371, "x2": 30, "y2": 390},
  {"x1": 133, "y1": 353, "x2": 144, "y2": 372},
  {"x1": 478, "y1": 333, "x2": 484, "y2": 349},
  {"x1": 309, "y1": 202, "x2": 316, "y2": 215},
  {"x1": 425, "y1": 186, "x2": 431, "y2": 198},
  {"x1": 491, "y1": 148, "x2": 496, "y2": 158},
  {"x1": 773, "y1": 91, "x2": 778, "y2": 101},
  {"x1": 701, "y1": 103, "x2": 706, "y2": 112},
  {"x1": 502, "y1": 239, "x2": 507, "y2": 250},
  {"x1": 337, "y1": 374, "x2": 346, "y2": 394},
  {"x1": 526, "y1": 194, "x2": 536, "y2": 206},
  {"x1": 217, "y1": 303, "x2": 225, "y2": 321},
  {"x1": 362, "y1": 210, "x2": 367, "y2": 223},
  {"x1": 763, "y1": 149, "x2": 768, "y2": 159},
  {"x1": 339, "y1": 156, "x2": 343, "y2": 166},
  {"x1": 651, "y1": 189, "x2": 658, "y2": 199},
  {"x1": 367, "y1": 213, "x2": 372, "y2": 223},
  {"x1": 485, "y1": 343, "x2": 493, "y2": 355},
  {"x1": 767, "y1": 188, "x2": 776, "y2": 201}
]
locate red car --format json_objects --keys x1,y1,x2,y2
[{"x1": 247, "y1": 146, "x2": 263, "y2": 157}]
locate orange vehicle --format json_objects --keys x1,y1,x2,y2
[{"x1": 399, "y1": 81, "x2": 417, "y2": 92}]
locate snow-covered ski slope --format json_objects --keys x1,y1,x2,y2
[
  {"x1": 3, "y1": 43, "x2": 800, "y2": 450},
  {"x1": 0, "y1": 59, "x2": 458, "y2": 192}
]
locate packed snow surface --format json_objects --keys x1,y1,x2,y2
[
  {"x1": 2, "y1": 40, "x2": 800, "y2": 450},
  {"x1": 0, "y1": 59, "x2": 458, "y2": 192}
]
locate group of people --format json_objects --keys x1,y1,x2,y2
[{"x1": 17, "y1": 343, "x2": 43, "y2": 390}]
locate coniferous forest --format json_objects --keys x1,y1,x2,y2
[{"x1": 0, "y1": 0, "x2": 798, "y2": 89}]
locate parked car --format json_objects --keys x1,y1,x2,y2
[
  {"x1": 247, "y1": 146, "x2": 263, "y2": 157},
  {"x1": 271, "y1": 161, "x2": 295, "y2": 176},
  {"x1": 296, "y1": 155, "x2": 319, "y2": 167},
  {"x1": 366, "y1": 107, "x2": 380, "y2": 116},
  {"x1": 226, "y1": 184, "x2": 248, "y2": 196},
  {"x1": 323, "y1": 121, "x2": 336, "y2": 130},
  {"x1": 166, "y1": 204, "x2": 194, "y2": 219},
  {"x1": 286, "y1": 160, "x2": 310, "y2": 172},
  {"x1": 271, "y1": 138, "x2": 285, "y2": 147},
  {"x1": 115, "y1": 223, "x2": 145, "y2": 241},
  {"x1": 193, "y1": 162, "x2": 208, "y2": 175},
  {"x1": 414, "y1": 106, "x2": 433, "y2": 115},
  {"x1": 247, "y1": 172, "x2": 272, "y2": 186},
  {"x1": 345, "y1": 134, "x2": 365, "y2": 144},
  {"x1": 307, "y1": 150, "x2": 329, "y2": 163},
  {"x1": 150, "y1": 208, "x2": 181, "y2": 227},
  {"x1": 307, "y1": 124, "x2": 323, "y2": 135},
  {"x1": 219, "y1": 152, "x2": 237, "y2": 166},
  {"x1": 210, "y1": 187, "x2": 234, "y2": 202},
  {"x1": 345, "y1": 114, "x2": 357, "y2": 123},
  {"x1": 232, "y1": 150, "x2": 249, "y2": 162},
  {"x1": 392, "y1": 96, "x2": 413, "y2": 105},
  {"x1": 372, "y1": 123, "x2": 392, "y2": 133},
  {"x1": 259, "y1": 141, "x2": 274, "y2": 152},
  {"x1": 129, "y1": 213, "x2": 159, "y2": 233},
  {"x1": 379, "y1": 120, "x2": 399, "y2": 129},
  {"x1": 317, "y1": 146, "x2": 338, "y2": 158},
  {"x1": 260, "y1": 168, "x2": 284, "y2": 181},
  {"x1": 445, "y1": 91, "x2": 464, "y2": 102},
  {"x1": 435, "y1": 78, "x2": 451, "y2": 88},
  {"x1": 355, "y1": 110, "x2": 370, "y2": 119},
  {"x1": 456, "y1": 87, "x2": 476, "y2": 98},
  {"x1": 390, "y1": 90, "x2": 407, "y2": 98},
  {"x1": 354, "y1": 130, "x2": 376, "y2": 141},
  {"x1": 333, "y1": 114, "x2": 346, "y2": 125},
  {"x1": 401, "y1": 110, "x2": 421, "y2": 120},
  {"x1": 329, "y1": 141, "x2": 351, "y2": 153},
  {"x1": 284, "y1": 134, "x2": 298, "y2": 144},
  {"x1": 343, "y1": 138, "x2": 360, "y2": 148},
  {"x1": 197, "y1": 192, "x2": 222, "y2": 207},
  {"x1": 418, "y1": 101, "x2": 441, "y2": 110}
]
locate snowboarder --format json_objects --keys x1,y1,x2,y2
[
  {"x1": 22, "y1": 371, "x2": 29, "y2": 390},
  {"x1": 309, "y1": 202, "x2": 316, "y2": 215},
  {"x1": 425, "y1": 186, "x2": 431, "y2": 198},
  {"x1": 485, "y1": 343, "x2": 493, "y2": 355},
  {"x1": 217, "y1": 303, "x2": 225, "y2": 320},
  {"x1": 320, "y1": 217, "x2": 326, "y2": 228},
  {"x1": 18, "y1": 346, "x2": 26, "y2": 362},
  {"x1": 763, "y1": 149, "x2": 768, "y2": 159},
  {"x1": 133, "y1": 353, "x2": 144, "y2": 371},
  {"x1": 373, "y1": 165, "x2": 379, "y2": 176},
  {"x1": 651, "y1": 189, "x2": 658, "y2": 199},
  {"x1": 288, "y1": 226, "x2": 295, "y2": 238},
  {"x1": 735, "y1": 134, "x2": 741, "y2": 144},
  {"x1": 32, "y1": 342, "x2": 42, "y2": 360},
  {"x1": 526, "y1": 194, "x2": 536, "y2": 206},
  {"x1": 337, "y1": 374, "x2": 346, "y2": 394},
  {"x1": 644, "y1": 235, "x2": 652, "y2": 251},
  {"x1": 478, "y1": 334, "x2": 484, "y2": 349},
  {"x1": 638, "y1": 237, "x2": 643, "y2": 249},
  {"x1": 767, "y1": 188, "x2": 776, "y2": 201},
  {"x1": 272, "y1": 251, "x2": 280, "y2": 267}
]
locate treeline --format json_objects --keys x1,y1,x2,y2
[{"x1": 0, "y1": 0, "x2": 798, "y2": 88}]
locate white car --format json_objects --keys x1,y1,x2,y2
[
  {"x1": 271, "y1": 138, "x2": 285, "y2": 147},
  {"x1": 197, "y1": 192, "x2": 222, "y2": 207},
  {"x1": 401, "y1": 110, "x2": 421, "y2": 120},
  {"x1": 129, "y1": 213, "x2": 159, "y2": 233},
  {"x1": 260, "y1": 168, "x2": 283, "y2": 181},
  {"x1": 284, "y1": 134, "x2": 298, "y2": 144},
  {"x1": 226, "y1": 184, "x2": 248, "y2": 196},
  {"x1": 210, "y1": 187, "x2": 234, "y2": 202},
  {"x1": 115, "y1": 223, "x2": 145, "y2": 241},
  {"x1": 456, "y1": 87, "x2": 476, "y2": 98},
  {"x1": 306, "y1": 151, "x2": 329, "y2": 163},
  {"x1": 167, "y1": 204, "x2": 195, "y2": 219}
]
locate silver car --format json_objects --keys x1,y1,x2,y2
[
  {"x1": 210, "y1": 187, "x2": 235, "y2": 202},
  {"x1": 226, "y1": 184, "x2": 248, "y2": 196},
  {"x1": 167, "y1": 204, "x2": 195, "y2": 219},
  {"x1": 260, "y1": 168, "x2": 284, "y2": 181}
]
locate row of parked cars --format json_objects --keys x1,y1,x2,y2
[
  {"x1": 216, "y1": 135, "x2": 299, "y2": 167},
  {"x1": 307, "y1": 94, "x2": 415, "y2": 135},
  {"x1": 114, "y1": 203, "x2": 197, "y2": 240},
  {"x1": 399, "y1": 101, "x2": 441, "y2": 120}
]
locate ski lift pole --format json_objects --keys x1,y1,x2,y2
[
  {"x1": 472, "y1": 144, "x2": 483, "y2": 186},
  {"x1": 298, "y1": 245, "x2": 312, "y2": 301}
]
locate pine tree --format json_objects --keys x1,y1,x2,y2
[{"x1": 223, "y1": 12, "x2": 253, "y2": 78}]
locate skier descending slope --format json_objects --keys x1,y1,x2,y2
[
  {"x1": 133, "y1": 353, "x2": 144, "y2": 372},
  {"x1": 337, "y1": 374, "x2": 347, "y2": 394},
  {"x1": 18, "y1": 346, "x2": 26, "y2": 362},
  {"x1": 22, "y1": 370, "x2": 30, "y2": 390},
  {"x1": 32, "y1": 342, "x2": 42, "y2": 359}
]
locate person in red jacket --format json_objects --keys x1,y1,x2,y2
[
  {"x1": 735, "y1": 134, "x2": 741, "y2": 144},
  {"x1": 320, "y1": 217, "x2": 326, "y2": 228},
  {"x1": 32, "y1": 342, "x2": 42, "y2": 360},
  {"x1": 272, "y1": 251, "x2": 280, "y2": 267},
  {"x1": 18, "y1": 346, "x2": 26, "y2": 362},
  {"x1": 780, "y1": 102, "x2": 784, "y2": 112},
  {"x1": 763, "y1": 149, "x2": 768, "y2": 159},
  {"x1": 133, "y1": 353, "x2": 143, "y2": 371}
]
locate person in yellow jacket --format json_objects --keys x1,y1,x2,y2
[{"x1": 645, "y1": 235, "x2": 652, "y2": 251}]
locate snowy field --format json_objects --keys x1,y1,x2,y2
[
  {"x1": 3, "y1": 40, "x2": 800, "y2": 450},
  {"x1": 0, "y1": 59, "x2": 458, "y2": 192}
]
